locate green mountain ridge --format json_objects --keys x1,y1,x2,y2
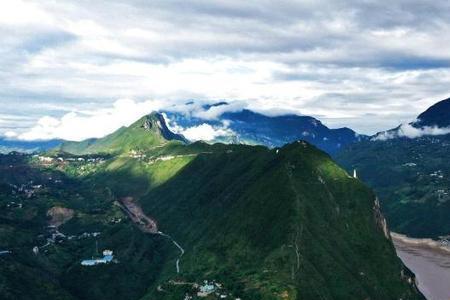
[
  {"x1": 58, "y1": 112, "x2": 187, "y2": 155},
  {"x1": 136, "y1": 141, "x2": 421, "y2": 299},
  {"x1": 0, "y1": 113, "x2": 423, "y2": 299}
]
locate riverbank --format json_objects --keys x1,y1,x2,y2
[
  {"x1": 392, "y1": 232, "x2": 450, "y2": 254},
  {"x1": 393, "y1": 232, "x2": 450, "y2": 300}
]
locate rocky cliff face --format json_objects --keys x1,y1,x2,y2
[
  {"x1": 138, "y1": 113, "x2": 187, "y2": 142},
  {"x1": 373, "y1": 197, "x2": 390, "y2": 240}
]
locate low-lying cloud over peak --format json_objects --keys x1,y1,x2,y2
[
  {"x1": 18, "y1": 99, "x2": 166, "y2": 141},
  {"x1": 175, "y1": 124, "x2": 234, "y2": 142},
  {"x1": 165, "y1": 100, "x2": 247, "y2": 120},
  {"x1": 373, "y1": 123, "x2": 450, "y2": 141}
]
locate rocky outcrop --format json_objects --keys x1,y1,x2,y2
[
  {"x1": 140, "y1": 112, "x2": 187, "y2": 143},
  {"x1": 373, "y1": 197, "x2": 390, "y2": 239}
]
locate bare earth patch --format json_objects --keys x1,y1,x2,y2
[
  {"x1": 117, "y1": 197, "x2": 158, "y2": 233},
  {"x1": 47, "y1": 206, "x2": 75, "y2": 227}
]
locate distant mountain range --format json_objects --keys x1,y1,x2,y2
[
  {"x1": 56, "y1": 106, "x2": 364, "y2": 157},
  {"x1": 1, "y1": 104, "x2": 365, "y2": 155},
  {"x1": 0, "y1": 138, "x2": 62, "y2": 154},
  {"x1": 337, "y1": 97, "x2": 450, "y2": 238},
  {"x1": 164, "y1": 102, "x2": 366, "y2": 155}
]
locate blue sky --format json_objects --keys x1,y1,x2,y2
[{"x1": 1, "y1": 0, "x2": 450, "y2": 140}]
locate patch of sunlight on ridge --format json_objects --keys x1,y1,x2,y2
[{"x1": 146, "y1": 156, "x2": 195, "y2": 190}]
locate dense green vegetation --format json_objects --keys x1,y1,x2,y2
[
  {"x1": 139, "y1": 142, "x2": 420, "y2": 300},
  {"x1": 337, "y1": 135, "x2": 450, "y2": 238},
  {"x1": 0, "y1": 113, "x2": 422, "y2": 299},
  {"x1": 0, "y1": 154, "x2": 170, "y2": 300}
]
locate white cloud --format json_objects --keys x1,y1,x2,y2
[
  {"x1": 4, "y1": 131, "x2": 17, "y2": 138},
  {"x1": 0, "y1": 0, "x2": 52, "y2": 26},
  {"x1": 163, "y1": 110, "x2": 236, "y2": 142},
  {"x1": 399, "y1": 123, "x2": 450, "y2": 138},
  {"x1": 18, "y1": 99, "x2": 166, "y2": 141},
  {"x1": 373, "y1": 123, "x2": 450, "y2": 141},
  {"x1": 193, "y1": 101, "x2": 247, "y2": 120},
  {"x1": 178, "y1": 124, "x2": 234, "y2": 141},
  {"x1": 2, "y1": 0, "x2": 450, "y2": 136}
]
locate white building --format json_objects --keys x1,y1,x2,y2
[{"x1": 81, "y1": 250, "x2": 114, "y2": 266}]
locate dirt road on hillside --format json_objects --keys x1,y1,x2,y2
[{"x1": 117, "y1": 197, "x2": 158, "y2": 233}]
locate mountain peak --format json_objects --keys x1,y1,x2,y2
[
  {"x1": 138, "y1": 112, "x2": 187, "y2": 142},
  {"x1": 133, "y1": 112, "x2": 187, "y2": 142},
  {"x1": 414, "y1": 97, "x2": 450, "y2": 128},
  {"x1": 59, "y1": 112, "x2": 186, "y2": 154},
  {"x1": 132, "y1": 112, "x2": 165, "y2": 131}
]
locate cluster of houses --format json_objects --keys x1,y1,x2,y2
[
  {"x1": 197, "y1": 281, "x2": 218, "y2": 297},
  {"x1": 8, "y1": 182, "x2": 43, "y2": 199},
  {"x1": 166, "y1": 279, "x2": 239, "y2": 299},
  {"x1": 33, "y1": 155, "x2": 106, "y2": 177},
  {"x1": 34, "y1": 155, "x2": 105, "y2": 165},
  {"x1": 194, "y1": 280, "x2": 239, "y2": 299},
  {"x1": 70, "y1": 231, "x2": 101, "y2": 240},
  {"x1": 403, "y1": 162, "x2": 417, "y2": 167},
  {"x1": 128, "y1": 150, "x2": 146, "y2": 159},
  {"x1": 127, "y1": 151, "x2": 178, "y2": 164},
  {"x1": 430, "y1": 170, "x2": 444, "y2": 179},
  {"x1": 109, "y1": 217, "x2": 122, "y2": 224},
  {"x1": 146, "y1": 154, "x2": 198, "y2": 165},
  {"x1": 35, "y1": 225, "x2": 69, "y2": 251},
  {"x1": 3, "y1": 182, "x2": 46, "y2": 210},
  {"x1": 34, "y1": 226, "x2": 102, "y2": 255},
  {"x1": 436, "y1": 189, "x2": 449, "y2": 201},
  {"x1": 36, "y1": 155, "x2": 53, "y2": 163},
  {"x1": 127, "y1": 149, "x2": 203, "y2": 165},
  {"x1": 5, "y1": 201, "x2": 23, "y2": 209}
]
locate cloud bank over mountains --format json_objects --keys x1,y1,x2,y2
[
  {"x1": 174, "y1": 123, "x2": 235, "y2": 142},
  {"x1": 18, "y1": 99, "x2": 165, "y2": 141},
  {"x1": 373, "y1": 123, "x2": 450, "y2": 141},
  {"x1": 17, "y1": 98, "x2": 242, "y2": 141},
  {"x1": 1, "y1": 0, "x2": 450, "y2": 139}
]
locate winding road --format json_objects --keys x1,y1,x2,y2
[{"x1": 157, "y1": 231, "x2": 185, "y2": 273}]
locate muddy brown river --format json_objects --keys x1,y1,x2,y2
[{"x1": 393, "y1": 234, "x2": 450, "y2": 300}]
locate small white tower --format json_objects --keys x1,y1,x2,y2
[{"x1": 353, "y1": 169, "x2": 357, "y2": 179}]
